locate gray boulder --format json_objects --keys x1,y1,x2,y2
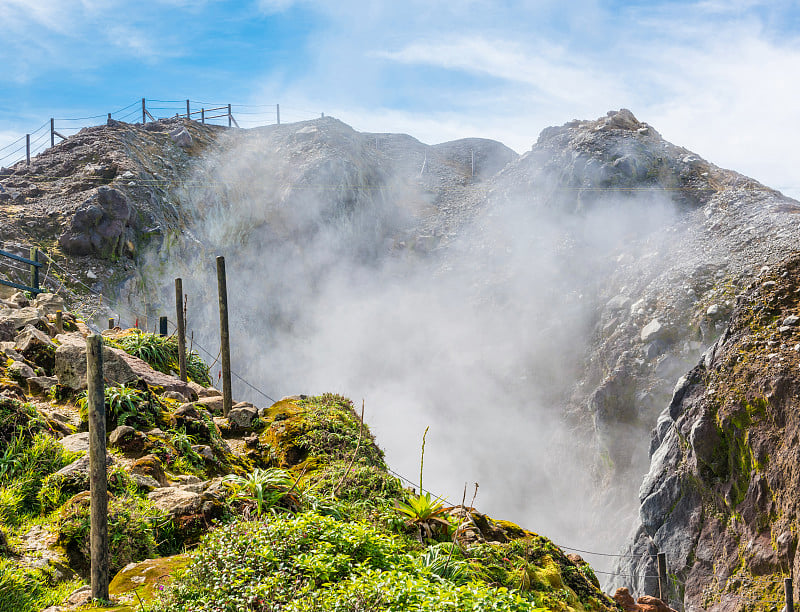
[
  {"x1": 641, "y1": 319, "x2": 668, "y2": 343},
  {"x1": 58, "y1": 186, "x2": 133, "y2": 258},
  {"x1": 27, "y1": 375, "x2": 58, "y2": 396},
  {"x1": 147, "y1": 487, "x2": 202, "y2": 517},
  {"x1": 7, "y1": 360, "x2": 35, "y2": 380},
  {"x1": 228, "y1": 402, "x2": 258, "y2": 429},
  {"x1": 54, "y1": 332, "x2": 196, "y2": 396},
  {"x1": 32, "y1": 293, "x2": 65, "y2": 317},
  {"x1": 169, "y1": 127, "x2": 193, "y2": 148},
  {"x1": 0, "y1": 306, "x2": 47, "y2": 332},
  {"x1": 15, "y1": 324, "x2": 55, "y2": 371},
  {"x1": 58, "y1": 432, "x2": 90, "y2": 453},
  {"x1": 109, "y1": 425, "x2": 148, "y2": 454}
]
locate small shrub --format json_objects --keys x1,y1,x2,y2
[
  {"x1": 0, "y1": 398, "x2": 47, "y2": 444},
  {"x1": 77, "y1": 384, "x2": 163, "y2": 429},
  {"x1": 57, "y1": 494, "x2": 169, "y2": 577}
]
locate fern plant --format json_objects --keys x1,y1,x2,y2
[{"x1": 78, "y1": 384, "x2": 161, "y2": 429}]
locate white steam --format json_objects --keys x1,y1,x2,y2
[{"x1": 148, "y1": 121, "x2": 680, "y2": 558}]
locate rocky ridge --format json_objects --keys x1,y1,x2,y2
[{"x1": 614, "y1": 253, "x2": 800, "y2": 611}]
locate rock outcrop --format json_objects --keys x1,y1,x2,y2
[{"x1": 615, "y1": 253, "x2": 800, "y2": 610}]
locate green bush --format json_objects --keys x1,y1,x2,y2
[
  {"x1": 150, "y1": 511, "x2": 550, "y2": 612},
  {"x1": 56, "y1": 494, "x2": 169, "y2": 577},
  {"x1": 0, "y1": 398, "x2": 48, "y2": 444},
  {"x1": 77, "y1": 384, "x2": 164, "y2": 429}
]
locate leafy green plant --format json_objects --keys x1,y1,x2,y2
[
  {"x1": 0, "y1": 435, "x2": 24, "y2": 482},
  {"x1": 0, "y1": 398, "x2": 48, "y2": 443},
  {"x1": 223, "y1": 467, "x2": 295, "y2": 516},
  {"x1": 106, "y1": 330, "x2": 212, "y2": 386},
  {"x1": 394, "y1": 491, "x2": 452, "y2": 540},
  {"x1": 78, "y1": 384, "x2": 162, "y2": 429}
]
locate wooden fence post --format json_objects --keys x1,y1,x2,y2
[
  {"x1": 26, "y1": 134, "x2": 30, "y2": 165},
  {"x1": 87, "y1": 334, "x2": 109, "y2": 601},
  {"x1": 228, "y1": 104, "x2": 232, "y2": 127},
  {"x1": 159, "y1": 316, "x2": 168, "y2": 337},
  {"x1": 186, "y1": 99, "x2": 190, "y2": 119},
  {"x1": 216, "y1": 256, "x2": 232, "y2": 416},
  {"x1": 786, "y1": 578, "x2": 794, "y2": 612},
  {"x1": 276, "y1": 104, "x2": 280, "y2": 125},
  {"x1": 29, "y1": 248, "x2": 38, "y2": 292},
  {"x1": 175, "y1": 278, "x2": 187, "y2": 382},
  {"x1": 201, "y1": 108, "x2": 205, "y2": 124},
  {"x1": 50, "y1": 118, "x2": 55, "y2": 148},
  {"x1": 657, "y1": 552, "x2": 668, "y2": 602},
  {"x1": 55, "y1": 310, "x2": 63, "y2": 334},
  {"x1": 142, "y1": 98, "x2": 146, "y2": 124}
]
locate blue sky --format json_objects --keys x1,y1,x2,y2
[{"x1": 1, "y1": 0, "x2": 799, "y2": 197}]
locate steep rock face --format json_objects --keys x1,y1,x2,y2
[{"x1": 615, "y1": 254, "x2": 800, "y2": 610}]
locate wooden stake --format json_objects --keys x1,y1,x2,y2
[
  {"x1": 276, "y1": 104, "x2": 280, "y2": 125},
  {"x1": 159, "y1": 316, "x2": 168, "y2": 337},
  {"x1": 201, "y1": 108, "x2": 205, "y2": 124},
  {"x1": 50, "y1": 118, "x2": 55, "y2": 148},
  {"x1": 26, "y1": 134, "x2": 30, "y2": 165},
  {"x1": 175, "y1": 278, "x2": 187, "y2": 382},
  {"x1": 657, "y1": 552, "x2": 668, "y2": 602},
  {"x1": 29, "y1": 248, "x2": 38, "y2": 292},
  {"x1": 186, "y1": 99, "x2": 190, "y2": 118},
  {"x1": 786, "y1": 577, "x2": 795, "y2": 612},
  {"x1": 87, "y1": 334, "x2": 109, "y2": 601},
  {"x1": 228, "y1": 103, "x2": 232, "y2": 127},
  {"x1": 108, "y1": 317, "x2": 114, "y2": 330},
  {"x1": 55, "y1": 310, "x2": 63, "y2": 334},
  {"x1": 142, "y1": 98, "x2": 146, "y2": 124},
  {"x1": 216, "y1": 256, "x2": 232, "y2": 416}
]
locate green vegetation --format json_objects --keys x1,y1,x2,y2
[
  {"x1": 222, "y1": 467, "x2": 295, "y2": 516},
  {"x1": 146, "y1": 512, "x2": 568, "y2": 612},
  {"x1": 56, "y1": 493, "x2": 172, "y2": 576},
  {"x1": 0, "y1": 558, "x2": 81, "y2": 612},
  {"x1": 77, "y1": 384, "x2": 165, "y2": 429},
  {"x1": 105, "y1": 330, "x2": 211, "y2": 386},
  {"x1": 0, "y1": 387, "x2": 616, "y2": 612}
]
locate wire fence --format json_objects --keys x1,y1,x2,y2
[{"x1": 0, "y1": 98, "x2": 323, "y2": 168}]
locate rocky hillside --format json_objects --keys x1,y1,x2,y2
[
  {"x1": 615, "y1": 253, "x2": 800, "y2": 611},
  {"x1": 0, "y1": 286, "x2": 623, "y2": 612}
]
